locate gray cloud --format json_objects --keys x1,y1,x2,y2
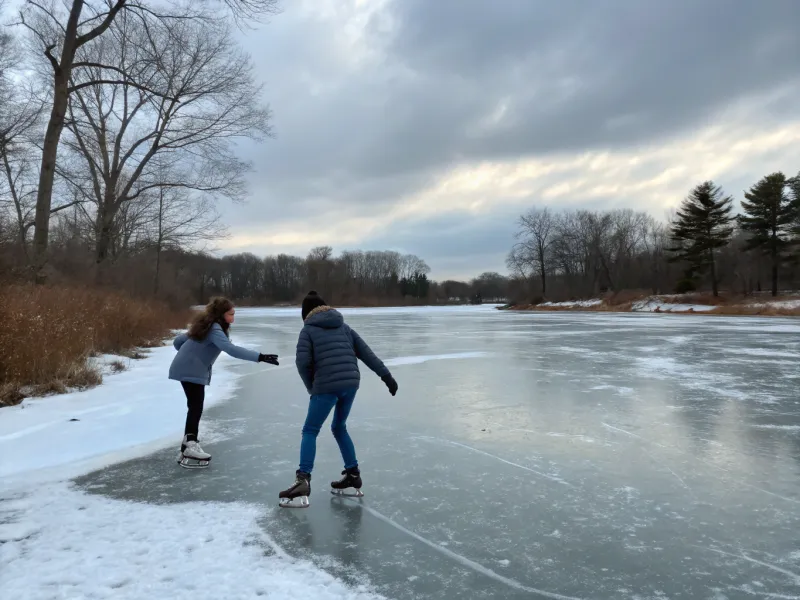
[{"x1": 223, "y1": 0, "x2": 800, "y2": 279}]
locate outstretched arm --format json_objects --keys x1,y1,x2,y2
[
  {"x1": 295, "y1": 328, "x2": 314, "y2": 393},
  {"x1": 173, "y1": 332, "x2": 189, "y2": 351},
  {"x1": 348, "y1": 326, "x2": 390, "y2": 378},
  {"x1": 208, "y1": 325, "x2": 260, "y2": 362}
]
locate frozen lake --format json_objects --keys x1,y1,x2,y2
[{"x1": 75, "y1": 307, "x2": 800, "y2": 599}]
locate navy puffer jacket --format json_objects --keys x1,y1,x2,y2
[{"x1": 295, "y1": 306, "x2": 390, "y2": 395}]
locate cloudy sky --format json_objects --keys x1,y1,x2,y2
[{"x1": 222, "y1": 0, "x2": 800, "y2": 280}]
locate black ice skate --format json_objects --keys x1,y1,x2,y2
[
  {"x1": 279, "y1": 471, "x2": 311, "y2": 508},
  {"x1": 330, "y1": 467, "x2": 364, "y2": 498},
  {"x1": 177, "y1": 435, "x2": 211, "y2": 469}
]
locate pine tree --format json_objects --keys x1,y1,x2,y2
[
  {"x1": 669, "y1": 181, "x2": 734, "y2": 297},
  {"x1": 740, "y1": 172, "x2": 793, "y2": 297},
  {"x1": 788, "y1": 172, "x2": 800, "y2": 241}
]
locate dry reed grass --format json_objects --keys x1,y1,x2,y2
[{"x1": 0, "y1": 285, "x2": 191, "y2": 406}]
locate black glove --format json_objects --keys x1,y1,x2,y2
[
  {"x1": 381, "y1": 373, "x2": 398, "y2": 396},
  {"x1": 259, "y1": 353, "x2": 279, "y2": 366}
]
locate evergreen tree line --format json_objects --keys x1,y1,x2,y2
[{"x1": 507, "y1": 171, "x2": 800, "y2": 301}]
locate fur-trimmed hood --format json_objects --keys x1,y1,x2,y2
[{"x1": 303, "y1": 305, "x2": 343, "y2": 329}]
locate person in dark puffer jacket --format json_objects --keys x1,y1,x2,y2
[{"x1": 278, "y1": 291, "x2": 398, "y2": 507}]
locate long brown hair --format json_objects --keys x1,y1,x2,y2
[{"x1": 188, "y1": 297, "x2": 234, "y2": 340}]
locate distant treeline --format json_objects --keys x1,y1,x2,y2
[
  {"x1": 165, "y1": 246, "x2": 513, "y2": 307},
  {"x1": 507, "y1": 173, "x2": 800, "y2": 302}
]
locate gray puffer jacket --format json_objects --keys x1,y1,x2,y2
[
  {"x1": 295, "y1": 306, "x2": 389, "y2": 395},
  {"x1": 169, "y1": 322, "x2": 260, "y2": 385}
]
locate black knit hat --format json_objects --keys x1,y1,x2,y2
[{"x1": 301, "y1": 291, "x2": 327, "y2": 320}]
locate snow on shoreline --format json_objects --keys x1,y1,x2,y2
[
  {"x1": 0, "y1": 329, "x2": 386, "y2": 600},
  {"x1": 631, "y1": 298, "x2": 717, "y2": 313},
  {"x1": 539, "y1": 299, "x2": 602, "y2": 309},
  {"x1": 513, "y1": 295, "x2": 800, "y2": 314},
  {"x1": 0, "y1": 334, "x2": 253, "y2": 483}
]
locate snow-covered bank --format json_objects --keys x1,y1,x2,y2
[
  {"x1": 502, "y1": 294, "x2": 800, "y2": 316},
  {"x1": 631, "y1": 298, "x2": 717, "y2": 313},
  {"x1": 0, "y1": 337, "x2": 252, "y2": 483},
  {"x1": 539, "y1": 299, "x2": 602, "y2": 309}
]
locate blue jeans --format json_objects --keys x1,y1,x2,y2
[{"x1": 299, "y1": 388, "x2": 358, "y2": 474}]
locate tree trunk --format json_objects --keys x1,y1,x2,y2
[
  {"x1": 154, "y1": 187, "x2": 164, "y2": 295},
  {"x1": 1, "y1": 150, "x2": 29, "y2": 262},
  {"x1": 96, "y1": 220, "x2": 113, "y2": 264},
  {"x1": 32, "y1": 78, "x2": 71, "y2": 280},
  {"x1": 154, "y1": 243, "x2": 162, "y2": 295},
  {"x1": 771, "y1": 253, "x2": 779, "y2": 297},
  {"x1": 771, "y1": 229, "x2": 779, "y2": 297},
  {"x1": 538, "y1": 259, "x2": 546, "y2": 298},
  {"x1": 31, "y1": 0, "x2": 86, "y2": 283},
  {"x1": 709, "y1": 249, "x2": 719, "y2": 297}
]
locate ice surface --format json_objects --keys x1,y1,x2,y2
[
  {"x1": 0, "y1": 482, "x2": 383, "y2": 600},
  {"x1": 4, "y1": 306, "x2": 800, "y2": 599}
]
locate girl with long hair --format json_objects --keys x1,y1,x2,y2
[{"x1": 169, "y1": 297, "x2": 278, "y2": 468}]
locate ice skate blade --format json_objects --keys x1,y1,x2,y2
[
  {"x1": 331, "y1": 488, "x2": 364, "y2": 498},
  {"x1": 179, "y1": 457, "x2": 210, "y2": 469},
  {"x1": 279, "y1": 496, "x2": 310, "y2": 508}
]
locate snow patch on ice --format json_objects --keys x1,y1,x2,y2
[
  {"x1": 0, "y1": 482, "x2": 384, "y2": 600},
  {"x1": 751, "y1": 425, "x2": 800, "y2": 432},
  {"x1": 725, "y1": 347, "x2": 800, "y2": 359},
  {"x1": 634, "y1": 356, "x2": 751, "y2": 402},
  {"x1": 385, "y1": 352, "x2": 487, "y2": 366},
  {"x1": 590, "y1": 384, "x2": 635, "y2": 396},
  {"x1": 544, "y1": 530, "x2": 563, "y2": 539}
]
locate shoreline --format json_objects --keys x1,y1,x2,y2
[
  {"x1": 499, "y1": 294, "x2": 800, "y2": 317},
  {"x1": 0, "y1": 333, "x2": 254, "y2": 484}
]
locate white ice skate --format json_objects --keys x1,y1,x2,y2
[{"x1": 177, "y1": 436, "x2": 211, "y2": 469}]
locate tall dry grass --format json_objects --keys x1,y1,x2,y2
[{"x1": 0, "y1": 285, "x2": 191, "y2": 405}]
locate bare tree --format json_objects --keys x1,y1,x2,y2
[
  {"x1": 508, "y1": 207, "x2": 554, "y2": 297},
  {"x1": 59, "y1": 11, "x2": 269, "y2": 277},
  {"x1": 16, "y1": 0, "x2": 278, "y2": 282},
  {"x1": 0, "y1": 20, "x2": 47, "y2": 259}
]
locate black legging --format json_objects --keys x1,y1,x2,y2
[{"x1": 182, "y1": 382, "x2": 205, "y2": 448}]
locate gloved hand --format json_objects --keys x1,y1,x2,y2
[
  {"x1": 381, "y1": 373, "x2": 398, "y2": 396},
  {"x1": 259, "y1": 353, "x2": 279, "y2": 366}
]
